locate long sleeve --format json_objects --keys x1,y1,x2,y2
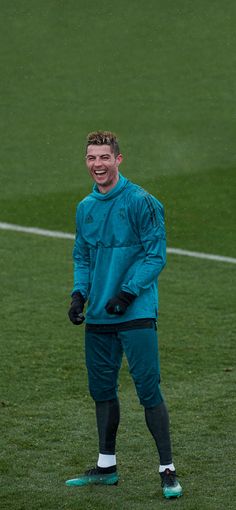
[
  {"x1": 121, "y1": 193, "x2": 166, "y2": 296},
  {"x1": 72, "y1": 205, "x2": 90, "y2": 300}
]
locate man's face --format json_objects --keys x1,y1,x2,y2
[{"x1": 85, "y1": 144, "x2": 123, "y2": 193}]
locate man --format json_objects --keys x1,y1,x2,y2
[{"x1": 66, "y1": 131, "x2": 182, "y2": 499}]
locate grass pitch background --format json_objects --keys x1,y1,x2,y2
[{"x1": 0, "y1": 1, "x2": 236, "y2": 509}]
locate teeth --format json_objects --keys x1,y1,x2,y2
[{"x1": 95, "y1": 171, "x2": 106, "y2": 175}]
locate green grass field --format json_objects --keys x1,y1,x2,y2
[{"x1": 1, "y1": 1, "x2": 236, "y2": 509}]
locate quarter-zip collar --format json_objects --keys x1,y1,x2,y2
[{"x1": 91, "y1": 173, "x2": 129, "y2": 201}]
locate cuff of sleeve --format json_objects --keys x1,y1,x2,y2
[{"x1": 121, "y1": 284, "x2": 140, "y2": 297}]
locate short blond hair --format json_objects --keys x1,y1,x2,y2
[{"x1": 86, "y1": 131, "x2": 120, "y2": 157}]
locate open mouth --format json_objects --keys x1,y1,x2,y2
[{"x1": 94, "y1": 170, "x2": 107, "y2": 176}]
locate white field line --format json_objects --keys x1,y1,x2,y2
[
  {"x1": 0, "y1": 221, "x2": 236, "y2": 265},
  {"x1": 0, "y1": 222, "x2": 74, "y2": 239},
  {"x1": 167, "y1": 247, "x2": 236, "y2": 264}
]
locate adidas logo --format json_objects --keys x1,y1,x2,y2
[{"x1": 85, "y1": 214, "x2": 94, "y2": 224}]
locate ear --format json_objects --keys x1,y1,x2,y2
[{"x1": 116, "y1": 153, "x2": 123, "y2": 165}]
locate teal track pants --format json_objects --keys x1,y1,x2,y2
[{"x1": 85, "y1": 323, "x2": 163, "y2": 407}]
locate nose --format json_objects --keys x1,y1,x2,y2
[{"x1": 93, "y1": 157, "x2": 102, "y2": 168}]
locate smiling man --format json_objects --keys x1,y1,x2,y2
[
  {"x1": 86, "y1": 137, "x2": 122, "y2": 192},
  {"x1": 66, "y1": 131, "x2": 183, "y2": 499}
]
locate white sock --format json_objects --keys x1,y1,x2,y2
[
  {"x1": 97, "y1": 453, "x2": 116, "y2": 468},
  {"x1": 159, "y1": 463, "x2": 175, "y2": 473}
]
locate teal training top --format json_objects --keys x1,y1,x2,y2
[{"x1": 72, "y1": 174, "x2": 166, "y2": 324}]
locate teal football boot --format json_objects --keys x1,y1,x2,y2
[
  {"x1": 65, "y1": 465, "x2": 118, "y2": 487},
  {"x1": 160, "y1": 469, "x2": 183, "y2": 498}
]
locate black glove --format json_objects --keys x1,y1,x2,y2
[
  {"x1": 105, "y1": 290, "x2": 136, "y2": 315},
  {"x1": 68, "y1": 291, "x2": 85, "y2": 325}
]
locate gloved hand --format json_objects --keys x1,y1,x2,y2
[
  {"x1": 105, "y1": 290, "x2": 136, "y2": 315},
  {"x1": 68, "y1": 291, "x2": 85, "y2": 325}
]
